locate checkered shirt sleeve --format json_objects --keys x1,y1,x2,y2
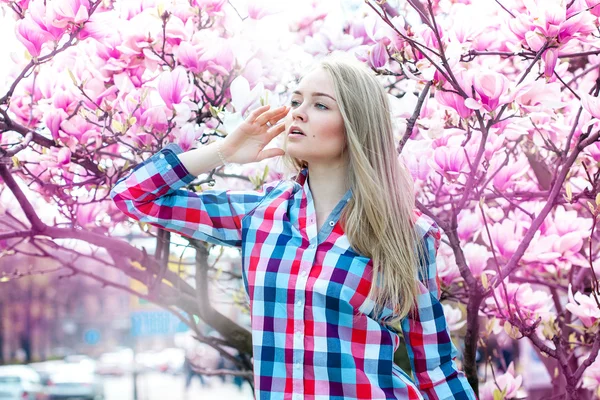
[
  {"x1": 109, "y1": 143, "x2": 280, "y2": 247},
  {"x1": 400, "y1": 222, "x2": 477, "y2": 400}
]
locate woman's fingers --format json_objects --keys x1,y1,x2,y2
[
  {"x1": 254, "y1": 106, "x2": 288, "y2": 126},
  {"x1": 267, "y1": 121, "x2": 287, "y2": 139},
  {"x1": 257, "y1": 147, "x2": 286, "y2": 162},
  {"x1": 269, "y1": 107, "x2": 290, "y2": 125},
  {"x1": 247, "y1": 105, "x2": 271, "y2": 122}
]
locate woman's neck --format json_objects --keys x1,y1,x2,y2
[{"x1": 307, "y1": 162, "x2": 349, "y2": 213}]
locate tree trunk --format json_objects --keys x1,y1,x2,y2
[
  {"x1": 463, "y1": 297, "x2": 481, "y2": 395},
  {"x1": 0, "y1": 301, "x2": 4, "y2": 365}
]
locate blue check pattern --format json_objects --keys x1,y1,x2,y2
[{"x1": 110, "y1": 143, "x2": 477, "y2": 400}]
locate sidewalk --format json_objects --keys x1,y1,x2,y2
[{"x1": 103, "y1": 372, "x2": 254, "y2": 400}]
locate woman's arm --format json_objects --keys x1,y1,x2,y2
[
  {"x1": 109, "y1": 142, "x2": 281, "y2": 247},
  {"x1": 400, "y1": 220, "x2": 478, "y2": 400}
]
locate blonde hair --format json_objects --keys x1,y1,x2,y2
[{"x1": 281, "y1": 53, "x2": 428, "y2": 325}]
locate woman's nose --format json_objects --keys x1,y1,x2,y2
[{"x1": 291, "y1": 107, "x2": 306, "y2": 121}]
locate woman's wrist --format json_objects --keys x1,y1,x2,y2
[
  {"x1": 216, "y1": 141, "x2": 233, "y2": 166},
  {"x1": 219, "y1": 138, "x2": 238, "y2": 165}
]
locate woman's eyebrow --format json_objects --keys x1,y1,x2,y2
[{"x1": 292, "y1": 90, "x2": 337, "y2": 102}]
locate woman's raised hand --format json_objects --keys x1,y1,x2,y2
[{"x1": 221, "y1": 104, "x2": 289, "y2": 164}]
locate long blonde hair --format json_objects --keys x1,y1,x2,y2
[{"x1": 281, "y1": 53, "x2": 428, "y2": 325}]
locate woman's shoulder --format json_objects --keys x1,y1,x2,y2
[{"x1": 412, "y1": 209, "x2": 441, "y2": 240}]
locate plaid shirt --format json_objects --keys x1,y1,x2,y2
[{"x1": 110, "y1": 143, "x2": 476, "y2": 400}]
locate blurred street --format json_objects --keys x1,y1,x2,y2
[{"x1": 103, "y1": 372, "x2": 254, "y2": 400}]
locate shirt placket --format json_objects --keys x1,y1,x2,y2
[{"x1": 292, "y1": 195, "x2": 319, "y2": 399}]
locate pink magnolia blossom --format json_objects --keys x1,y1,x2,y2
[
  {"x1": 8, "y1": 96, "x2": 42, "y2": 126},
  {"x1": 436, "y1": 251, "x2": 462, "y2": 286},
  {"x1": 248, "y1": 1, "x2": 282, "y2": 19},
  {"x1": 464, "y1": 70, "x2": 509, "y2": 112},
  {"x1": 582, "y1": 357, "x2": 600, "y2": 391},
  {"x1": 581, "y1": 92, "x2": 600, "y2": 119},
  {"x1": 305, "y1": 31, "x2": 363, "y2": 56},
  {"x1": 368, "y1": 42, "x2": 387, "y2": 69},
  {"x1": 525, "y1": 31, "x2": 545, "y2": 52},
  {"x1": 586, "y1": 0, "x2": 600, "y2": 17},
  {"x1": 45, "y1": 108, "x2": 68, "y2": 140},
  {"x1": 509, "y1": 0, "x2": 595, "y2": 50},
  {"x1": 585, "y1": 141, "x2": 600, "y2": 162},
  {"x1": 15, "y1": 17, "x2": 54, "y2": 57},
  {"x1": 484, "y1": 132, "x2": 505, "y2": 160},
  {"x1": 176, "y1": 41, "x2": 201, "y2": 73},
  {"x1": 463, "y1": 243, "x2": 490, "y2": 278},
  {"x1": 56, "y1": 147, "x2": 71, "y2": 165},
  {"x1": 442, "y1": 303, "x2": 467, "y2": 332},
  {"x1": 491, "y1": 156, "x2": 529, "y2": 191},
  {"x1": 480, "y1": 362, "x2": 523, "y2": 400},
  {"x1": 192, "y1": 0, "x2": 227, "y2": 15},
  {"x1": 457, "y1": 210, "x2": 483, "y2": 242},
  {"x1": 163, "y1": 15, "x2": 191, "y2": 47},
  {"x1": 543, "y1": 48, "x2": 558, "y2": 79},
  {"x1": 158, "y1": 67, "x2": 190, "y2": 109},
  {"x1": 59, "y1": 115, "x2": 100, "y2": 146},
  {"x1": 174, "y1": 124, "x2": 201, "y2": 152},
  {"x1": 485, "y1": 220, "x2": 526, "y2": 260},
  {"x1": 140, "y1": 106, "x2": 171, "y2": 133},
  {"x1": 401, "y1": 145, "x2": 432, "y2": 182},
  {"x1": 52, "y1": 89, "x2": 77, "y2": 113},
  {"x1": 50, "y1": 0, "x2": 90, "y2": 28},
  {"x1": 197, "y1": 38, "x2": 235, "y2": 75},
  {"x1": 76, "y1": 202, "x2": 102, "y2": 229},
  {"x1": 511, "y1": 80, "x2": 566, "y2": 112},
  {"x1": 431, "y1": 146, "x2": 468, "y2": 179},
  {"x1": 435, "y1": 89, "x2": 472, "y2": 118},
  {"x1": 485, "y1": 282, "x2": 554, "y2": 325},
  {"x1": 28, "y1": 0, "x2": 66, "y2": 41},
  {"x1": 78, "y1": 11, "x2": 115, "y2": 40},
  {"x1": 523, "y1": 230, "x2": 589, "y2": 274},
  {"x1": 230, "y1": 75, "x2": 264, "y2": 117},
  {"x1": 565, "y1": 284, "x2": 600, "y2": 328},
  {"x1": 363, "y1": 13, "x2": 404, "y2": 46}
]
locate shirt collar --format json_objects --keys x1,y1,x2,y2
[{"x1": 294, "y1": 166, "x2": 309, "y2": 186}]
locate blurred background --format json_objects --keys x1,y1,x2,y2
[{"x1": 0, "y1": 232, "x2": 255, "y2": 400}]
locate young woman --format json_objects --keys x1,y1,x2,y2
[{"x1": 110, "y1": 55, "x2": 477, "y2": 400}]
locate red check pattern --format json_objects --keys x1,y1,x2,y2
[{"x1": 110, "y1": 143, "x2": 477, "y2": 400}]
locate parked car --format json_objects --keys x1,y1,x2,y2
[
  {"x1": 95, "y1": 348, "x2": 134, "y2": 376},
  {"x1": 45, "y1": 364, "x2": 104, "y2": 400},
  {"x1": 28, "y1": 361, "x2": 65, "y2": 387},
  {"x1": 0, "y1": 365, "x2": 47, "y2": 400}
]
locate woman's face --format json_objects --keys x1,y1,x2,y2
[{"x1": 283, "y1": 67, "x2": 347, "y2": 166}]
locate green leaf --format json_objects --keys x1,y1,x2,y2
[
  {"x1": 67, "y1": 69, "x2": 78, "y2": 86},
  {"x1": 493, "y1": 388, "x2": 505, "y2": 400}
]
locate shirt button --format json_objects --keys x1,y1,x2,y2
[
  {"x1": 296, "y1": 300, "x2": 303, "y2": 307},
  {"x1": 159, "y1": 154, "x2": 165, "y2": 159},
  {"x1": 166, "y1": 164, "x2": 172, "y2": 170},
  {"x1": 294, "y1": 363, "x2": 301, "y2": 369},
  {"x1": 300, "y1": 270, "x2": 308, "y2": 278},
  {"x1": 309, "y1": 244, "x2": 315, "y2": 249},
  {"x1": 329, "y1": 221, "x2": 335, "y2": 226}
]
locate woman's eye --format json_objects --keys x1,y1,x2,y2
[{"x1": 290, "y1": 100, "x2": 327, "y2": 110}]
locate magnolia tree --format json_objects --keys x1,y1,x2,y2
[{"x1": 2, "y1": 0, "x2": 600, "y2": 398}]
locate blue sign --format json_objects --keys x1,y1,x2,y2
[
  {"x1": 130, "y1": 311, "x2": 189, "y2": 337},
  {"x1": 84, "y1": 329, "x2": 101, "y2": 345}
]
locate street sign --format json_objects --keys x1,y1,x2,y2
[
  {"x1": 130, "y1": 311, "x2": 189, "y2": 337},
  {"x1": 83, "y1": 329, "x2": 101, "y2": 345}
]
